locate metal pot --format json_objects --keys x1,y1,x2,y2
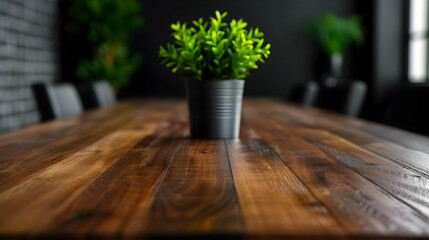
[
  {"x1": 323, "y1": 53, "x2": 343, "y2": 88},
  {"x1": 185, "y1": 79, "x2": 244, "y2": 139}
]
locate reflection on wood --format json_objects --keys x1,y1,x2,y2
[{"x1": 0, "y1": 99, "x2": 428, "y2": 239}]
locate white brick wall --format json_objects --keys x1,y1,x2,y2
[{"x1": 0, "y1": 0, "x2": 58, "y2": 133}]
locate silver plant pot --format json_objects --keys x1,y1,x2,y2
[
  {"x1": 323, "y1": 53, "x2": 343, "y2": 88},
  {"x1": 185, "y1": 79, "x2": 244, "y2": 139}
]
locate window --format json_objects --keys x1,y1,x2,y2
[{"x1": 408, "y1": 0, "x2": 429, "y2": 83}]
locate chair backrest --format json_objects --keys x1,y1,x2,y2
[
  {"x1": 288, "y1": 81, "x2": 320, "y2": 107},
  {"x1": 318, "y1": 80, "x2": 367, "y2": 117},
  {"x1": 32, "y1": 83, "x2": 83, "y2": 121},
  {"x1": 88, "y1": 81, "x2": 116, "y2": 108}
]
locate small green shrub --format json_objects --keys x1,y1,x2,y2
[
  {"x1": 310, "y1": 13, "x2": 364, "y2": 55},
  {"x1": 76, "y1": 43, "x2": 141, "y2": 88},
  {"x1": 159, "y1": 11, "x2": 271, "y2": 81},
  {"x1": 69, "y1": 0, "x2": 143, "y2": 88}
]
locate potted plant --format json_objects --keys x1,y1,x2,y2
[
  {"x1": 310, "y1": 13, "x2": 364, "y2": 87},
  {"x1": 159, "y1": 11, "x2": 271, "y2": 139},
  {"x1": 69, "y1": 0, "x2": 143, "y2": 92}
]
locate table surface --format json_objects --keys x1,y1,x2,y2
[{"x1": 0, "y1": 98, "x2": 429, "y2": 239}]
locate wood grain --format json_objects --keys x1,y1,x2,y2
[
  {"x1": 51, "y1": 123, "x2": 187, "y2": 238},
  {"x1": 146, "y1": 139, "x2": 242, "y2": 238},
  {"x1": 305, "y1": 132, "x2": 429, "y2": 219},
  {"x1": 241, "y1": 119, "x2": 429, "y2": 236},
  {"x1": 1, "y1": 98, "x2": 429, "y2": 239},
  {"x1": 226, "y1": 136, "x2": 344, "y2": 238},
  {"x1": 0, "y1": 101, "x2": 177, "y2": 194}
]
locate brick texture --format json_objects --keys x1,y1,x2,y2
[{"x1": 0, "y1": 0, "x2": 59, "y2": 133}]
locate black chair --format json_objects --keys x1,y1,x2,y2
[
  {"x1": 288, "y1": 81, "x2": 320, "y2": 107},
  {"x1": 87, "y1": 81, "x2": 116, "y2": 108},
  {"x1": 317, "y1": 80, "x2": 367, "y2": 117},
  {"x1": 32, "y1": 83, "x2": 83, "y2": 121},
  {"x1": 382, "y1": 85, "x2": 429, "y2": 135}
]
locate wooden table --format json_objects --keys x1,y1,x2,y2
[{"x1": 0, "y1": 99, "x2": 429, "y2": 239}]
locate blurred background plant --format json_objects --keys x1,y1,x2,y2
[
  {"x1": 309, "y1": 13, "x2": 364, "y2": 87},
  {"x1": 69, "y1": 0, "x2": 143, "y2": 90},
  {"x1": 310, "y1": 13, "x2": 364, "y2": 56}
]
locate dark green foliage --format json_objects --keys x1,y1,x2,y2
[
  {"x1": 69, "y1": 0, "x2": 143, "y2": 88},
  {"x1": 76, "y1": 43, "x2": 141, "y2": 88},
  {"x1": 310, "y1": 13, "x2": 364, "y2": 56},
  {"x1": 159, "y1": 11, "x2": 271, "y2": 81}
]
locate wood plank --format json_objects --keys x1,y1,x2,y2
[
  {"x1": 43, "y1": 124, "x2": 186, "y2": 238},
  {"x1": 252, "y1": 98, "x2": 429, "y2": 154},
  {"x1": 0, "y1": 101, "x2": 177, "y2": 194},
  {"x1": 0, "y1": 101, "x2": 186, "y2": 236},
  {"x1": 248, "y1": 116, "x2": 429, "y2": 221},
  {"x1": 296, "y1": 110, "x2": 429, "y2": 178},
  {"x1": 241, "y1": 116, "x2": 429, "y2": 236},
  {"x1": 0, "y1": 101, "x2": 135, "y2": 160},
  {"x1": 146, "y1": 139, "x2": 243, "y2": 238},
  {"x1": 0, "y1": 100, "x2": 178, "y2": 164},
  {"x1": 0, "y1": 116, "x2": 181, "y2": 233},
  {"x1": 0, "y1": 128, "x2": 148, "y2": 234},
  {"x1": 247, "y1": 99, "x2": 429, "y2": 178},
  {"x1": 2, "y1": 98, "x2": 429, "y2": 239},
  {"x1": 298, "y1": 129, "x2": 429, "y2": 219},
  {"x1": 363, "y1": 141, "x2": 429, "y2": 177},
  {"x1": 309, "y1": 104, "x2": 429, "y2": 155},
  {"x1": 225, "y1": 136, "x2": 344, "y2": 238}
]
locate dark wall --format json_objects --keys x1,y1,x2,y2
[
  {"x1": 372, "y1": 0, "x2": 405, "y2": 119},
  {"x1": 353, "y1": 0, "x2": 406, "y2": 121},
  {"x1": 122, "y1": 0, "x2": 358, "y2": 98},
  {"x1": 58, "y1": 0, "x2": 410, "y2": 121},
  {"x1": 59, "y1": 0, "x2": 92, "y2": 85}
]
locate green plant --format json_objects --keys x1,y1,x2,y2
[
  {"x1": 159, "y1": 11, "x2": 271, "y2": 80},
  {"x1": 76, "y1": 43, "x2": 141, "y2": 88},
  {"x1": 310, "y1": 13, "x2": 364, "y2": 56},
  {"x1": 69, "y1": 0, "x2": 143, "y2": 88}
]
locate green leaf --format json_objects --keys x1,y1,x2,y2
[
  {"x1": 159, "y1": 10, "x2": 271, "y2": 80},
  {"x1": 181, "y1": 51, "x2": 193, "y2": 60},
  {"x1": 171, "y1": 22, "x2": 180, "y2": 31},
  {"x1": 215, "y1": 10, "x2": 221, "y2": 20}
]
